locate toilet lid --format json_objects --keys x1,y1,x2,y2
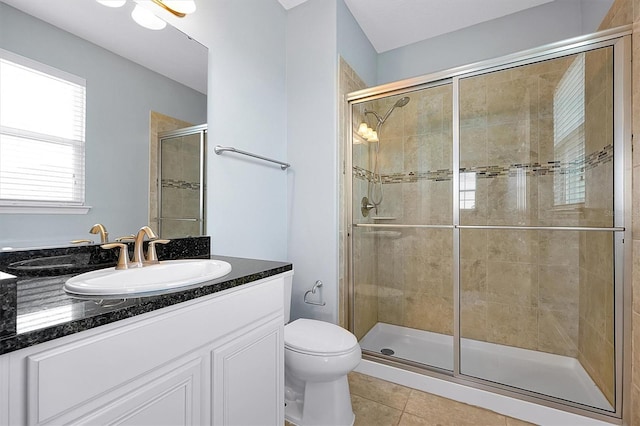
[{"x1": 285, "y1": 319, "x2": 358, "y2": 355}]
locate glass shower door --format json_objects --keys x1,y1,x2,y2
[
  {"x1": 458, "y1": 47, "x2": 618, "y2": 412},
  {"x1": 158, "y1": 125, "x2": 206, "y2": 238},
  {"x1": 351, "y1": 84, "x2": 454, "y2": 372}
]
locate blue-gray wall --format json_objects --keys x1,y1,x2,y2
[
  {"x1": 206, "y1": 1, "x2": 288, "y2": 261},
  {"x1": 0, "y1": 3, "x2": 206, "y2": 248},
  {"x1": 167, "y1": 0, "x2": 289, "y2": 262},
  {"x1": 286, "y1": 0, "x2": 339, "y2": 322},
  {"x1": 337, "y1": 0, "x2": 377, "y2": 87},
  {"x1": 377, "y1": 0, "x2": 614, "y2": 84}
]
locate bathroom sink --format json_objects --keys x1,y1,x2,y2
[{"x1": 64, "y1": 259, "x2": 232, "y2": 296}]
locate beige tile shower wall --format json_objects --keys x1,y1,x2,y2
[
  {"x1": 598, "y1": 0, "x2": 632, "y2": 30},
  {"x1": 575, "y1": 46, "x2": 616, "y2": 406},
  {"x1": 159, "y1": 133, "x2": 202, "y2": 239},
  {"x1": 353, "y1": 227, "x2": 378, "y2": 340},
  {"x1": 584, "y1": 48, "x2": 615, "y2": 228},
  {"x1": 634, "y1": 0, "x2": 640, "y2": 419},
  {"x1": 149, "y1": 111, "x2": 193, "y2": 233},
  {"x1": 460, "y1": 229, "x2": 580, "y2": 356},
  {"x1": 578, "y1": 232, "x2": 615, "y2": 405},
  {"x1": 457, "y1": 61, "x2": 578, "y2": 356},
  {"x1": 339, "y1": 57, "x2": 375, "y2": 336},
  {"x1": 373, "y1": 86, "x2": 455, "y2": 335},
  {"x1": 351, "y1": 160, "x2": 378, "y2": 340},
  {"x1": 600, "y1": 0, "x2": 640, "y2": 421},
  {"x1": 458, "y1": 51, "x2": 615, "y2": 367},
  {"x1": 352, "y1": 130, "x2": 377, "y2": 339}
]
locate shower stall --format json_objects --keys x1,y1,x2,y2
[
  {"x1": 346, "y1": 29, "x2": 630, "y2": 421},
  {"x1": 157, "y1": 124, "x2": 206, "y2": 238}
]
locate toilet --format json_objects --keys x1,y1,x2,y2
[{"x1": 283, "y1": 276, "x2": 361, "y2": 426}]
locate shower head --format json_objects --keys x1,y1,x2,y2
[
  {"x1": 379, "y1": 96, "x2": 410, "y2": 125},
  {"x1": 364, "y1": 96, "x2": 411, "y2": 129},
  {"x1": 394, "y1": 97, "x2": 410, "y2": 108}
]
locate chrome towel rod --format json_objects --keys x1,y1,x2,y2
[{"x1": 214, "y1": 145, "x2": 290, "y2": 170}]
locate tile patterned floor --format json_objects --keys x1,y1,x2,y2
[
  {"x1": 348, "y1": 372, "x2": 534, "y2": 426},
  {"x1": 286, "y1": 372, "x2": 535, "y2": 426}
]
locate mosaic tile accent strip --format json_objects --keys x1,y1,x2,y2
[
  {"x1": 161, "y1": 179, "x2": 200, "y2": 191},
  {"x1": 353, "y1": 145, "x2": 613, "y2": 184}
]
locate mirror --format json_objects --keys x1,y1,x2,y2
[{"x1": 0, "y1": 0, "x2": 207, "y2": 249}]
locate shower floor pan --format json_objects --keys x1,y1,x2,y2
[{"x1": 359, "y1": 322, "x2": 613, "y2": 412}]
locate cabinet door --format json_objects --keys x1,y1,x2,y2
[
  {"x1": 212, "y1": 317, "x2": 284, "y2": 426},
  {"x1": 43, "y1": 353, "x2": 209, "y2": 426},
  {"x1": 59, "y1": 355, "x2": 204, "y2": 426}
]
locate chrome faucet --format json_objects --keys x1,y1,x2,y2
[
  {"x1": 132, "y1": 226, "x2": 158, "y2": 267},
  {"x1": 89, "y1": 223, "x2": 109, "y2": 243}
]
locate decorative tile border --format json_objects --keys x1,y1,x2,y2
[
  {"x1": 354, "y1": 145, "x2": 613, "y2": 184},
  {"x1": 161, "y1": 179, "x2": 200, "y2": 190}
]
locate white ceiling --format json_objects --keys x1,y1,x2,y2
[{"x1": 278, "y1": 0, "x2": 555, "y2": 53}]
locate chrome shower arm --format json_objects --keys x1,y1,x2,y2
[{"x1": 364, "y1": 110, "x2": 383, "y2": 125}]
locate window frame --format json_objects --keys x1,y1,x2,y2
[{"x1": 0, "y1": 49, "x2": 90, "y2": 214}]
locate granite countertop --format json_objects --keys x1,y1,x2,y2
[{"x1": 0, "y1": 251, "x2": 292, "y2": 356}]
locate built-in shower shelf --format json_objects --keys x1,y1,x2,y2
[{"x1": 372, "y1": 217, "x2": 396, "y2": 220}]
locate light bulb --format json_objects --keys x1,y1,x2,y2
[
  {"x1": 161, "y1": 0, "x2": 196, "y2": 14},
  {"x1": 96, "y1": 0, "x2": 127, "y2": 7},
  {"x1": 368, "y1": 131, "x2": 379, "y2": 142},
  {"x1": 364, "y1": 128, "x2": 374, "y2": 140},
  {"x1": 357, "y1": 122, "x2": 369, "y2": 136},
  {"x1": 131, "y1": 4, "x2": 167, "y2": 30}
]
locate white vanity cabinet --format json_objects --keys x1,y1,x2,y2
[{"x1": 0, "y1": 272, "x2": 289, "y2": 426}]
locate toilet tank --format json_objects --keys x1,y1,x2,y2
[{"x1": 283, "y1": 274, "x2": 293, "y2": 323}]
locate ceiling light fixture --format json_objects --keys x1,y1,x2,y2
[
  {"x1": 96, "y1": 0, "x2": 127, "y2": 7},
  {"x1": 95, "y1": 0, "x2": 196, "y2": 31},
  {"x1": 131, "y1": 4, "x2": 167, "y2": 30},
  {"x1": 152, "y1": 0, "x2": 197, "y2": 17}
]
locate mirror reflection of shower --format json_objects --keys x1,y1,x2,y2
[
  {"x1": 157, "y1": 124, "x2": 207, "y2": 239},
  {"x1": 358, "y1": 96, "x2": 410, "y2": 217}
]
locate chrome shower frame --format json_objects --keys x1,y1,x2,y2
[
  {"x1": 345, "y1": 26, "x2": 632, "y2": 423},
  {"x1": 157, "y1": 124, "x2": 207, "y2": 237}
]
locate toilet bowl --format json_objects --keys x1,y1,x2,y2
[
  {"x1": 284, "y1": 318, "x2": 361, "y2": 426},
  {"x1": 282, "y1": 276, "x2": 361, "y2": 425}
]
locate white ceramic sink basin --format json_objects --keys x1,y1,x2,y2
[{"x1": 64, "y1": 259, "x2": 232, "y2": 296}]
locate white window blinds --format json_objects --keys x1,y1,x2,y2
[
  {"x1": 0, "y1": 49, "x2": 86, "y2": 209},
  {"x1": 460, "y1": 171, "x2": 476, "y2": 210},
  {"x1": 553, "y1": 54, "x2": 585, "y2": 206}
]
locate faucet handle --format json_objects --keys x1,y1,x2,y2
[
  {"x1": 70, "y1": 239, "x2": 93, "y2": 244},
  {"x1": 115, "y1": 235, "x2": 135, "y2": 242},
  {"x1": 101, "y1": 243, "x2": 130, "y2": 270},
  {"x1": 145, "y1": 239, "x2": 171, "y2": 265}
]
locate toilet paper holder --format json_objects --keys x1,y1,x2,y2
[{"x1": 304, "y1": 280, "x2": 326, "y2": 306}]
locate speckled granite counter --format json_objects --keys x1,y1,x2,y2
[{"x1": 0, "y1": 238, "x2": 292, "y2": 356}]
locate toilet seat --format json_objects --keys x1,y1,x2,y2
[{"x1": 285, "y1": 318, "x2": 358, "y2": 356}]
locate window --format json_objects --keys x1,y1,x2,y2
[
  {"x1": 553, "y1": 54, "x2": 585, "y2": 206},
  {"x1": 0, "y1": 49, "x2": 87, "y2": 213},
  {"x1": 460, "y1": 172, "x2": 476, "y2": 210}
]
